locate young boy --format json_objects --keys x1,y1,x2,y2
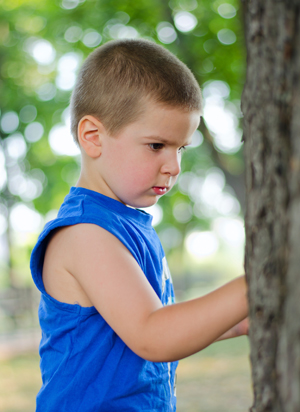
[{"x1": 30, "y1": 39, "x2": 248, "y2": 411}]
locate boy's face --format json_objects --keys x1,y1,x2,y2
[{"x1": 94, "y1": 101, "x2": 200, "y2": 208}]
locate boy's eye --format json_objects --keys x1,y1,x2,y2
[
  {"x1": 149, "y1": 143, "x2": 164, "y2": 151},
  {"x1": 148, "y1": 143, "x2": 187, "y2": 152}
]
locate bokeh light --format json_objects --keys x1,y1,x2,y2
[
  {"x1": 32, "y1": 39, "x2": 56, "y2": 65},
  {"x1": 142, "y1": 203, "x2": 163, "y2": 226},
  {"x1": 0, "y1": 148, "x2": 7, "y2": 191},
  {"x1": 5, "y1": 133, "x2": 27, "y2": 160},
  {"x1": 108, "y1": 25, "x2": 139, "y2": 40},
  {"x1": 213, "y1": 217, "x2": 245, "y2": 246},
  {"x1": 189, "y1": 130, "x2": 203, "y2": 148},
  {"x1": 217, "y1": 29, "x2": 237, "y2": 45},
  {"x1": 185, "y1": 231, "x2": 219, "y2": 258},
  {"x1": 203, "y1": 81, "x2": 243, "y2": 154},
  {"x1": 65, "y1": 26, "x2": 83, "y2": 43},
  {"x1": 204, "y1": 101, "x2": 243, "y2": 153},
  {"x1": 82, "y1": 30, "x2": 102, "y2": 47},
  {"x1": 58, "y1": 52, "x2": 81, "y2": 73},
  {"x1": 178, "y1": 172, "x2": 197, "y2": 196},
  {"x1": 56, "y1": 52, "x2": 81, "y2": 91},
  {"x1": 1, "y1": 111, "x2": 19, "y2": 134},
  {"x1": 201, "y1": 169, "x2": 225, "y2": 204},
  {"x1": 174, "y1": 11, "x2": 197, "y2": 32},
  {"x1": 19, "y1": 105, "x2": 37, "y2": 123},
  {"x1": 61, "y1": 0, "x2": 82, "y2": 10},
  {"x1": 203, "y1": 80, "x2": 230, "y2": 99},
  {"x1": 177, "y1": 0, "x2": 198, "y2": 11},
  {"x1": 49, "y1": 124, "x2": 80, "y2": 156},
  {"x1": 56, "y1": 73, "x2": 76, "y2": 91},
  {"x1": 159, "y1": 226, "x2": 182, "y2": 251},
  {"x1": 156, "y1": 22, "x2": 177, "y2": 44},
  {"x1": 37, "y1": 83, "x2": 56, "y2": 101},
  {"x1": 9, "y1": 203, "x2": 43, "y2": 233},
  {"x1": 178, "y1": 167, "x2": 241, "y2": 219},
  {"x1": 173, "y1": 201, "x2": 193, "y2": 223},
  {"x1": 218, "y1": 3, "x2": 237, "y2": 19},
  {"x1": 8, "y1": 172, "x2": 43, "y2": 201},
  {"x1": 25, "y1": 122, "x2": 44, "y2": 143},
  {"x1": 0, "y1": 211, "x2": 8, "y2": 236},
  {"x1": 214, "y1": 191, "x2": 241, "y2": 216}
]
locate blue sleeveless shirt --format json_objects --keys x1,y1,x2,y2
[{"x1": 30, "y1": 187, "x2": 178, "y2": 412}]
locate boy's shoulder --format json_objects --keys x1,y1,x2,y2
[
  {"x1": 42, "y1": 222, "x2": 126, "y2": 307},
  {"x1": 32, "y1": 188, "x2": 165, "y2": 306}
]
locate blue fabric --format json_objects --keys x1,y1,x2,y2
[{"x1": 30, "y1": 187, "x2": 178, "y2": 412}]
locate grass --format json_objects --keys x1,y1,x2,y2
[
  {"x1": 176, "y1": 336, "x2": 253, "y2": 411},
  {"x1": 0, "y1": 353, "x2": 41, "y2": 412},
  {"x1": 0, "y1": 336, "x2": 252, "y2": 412}
]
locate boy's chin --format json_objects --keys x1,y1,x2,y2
[{"x1": 126, "y1": 197, "x2": 159, "y2": 209}]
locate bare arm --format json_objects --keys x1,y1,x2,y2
[
  {"x1": 214, "y1": 317, "x2": 249, "y2": 342},
  {"x1": 63, "y1": 224, "x2": 248, "y2": 362}
]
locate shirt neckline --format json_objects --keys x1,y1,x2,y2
[{"x1": 69, "y1": 186, "x2": 153, "y2": 227}]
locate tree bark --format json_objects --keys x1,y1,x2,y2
[{"x1": 242, "y1": 1, "x2": 300, "y2": 411}]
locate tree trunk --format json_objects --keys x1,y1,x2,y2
[{"x1": 242, "y1": 1, "x2": 300, "y2": 411}]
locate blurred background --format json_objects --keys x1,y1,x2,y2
[{"x1": 0, "y1": 0, "x2": 252, "y2": 410}]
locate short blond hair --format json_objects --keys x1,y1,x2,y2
[{"x1": 70, "y1": 39, "x2": 202, "y2": 143}]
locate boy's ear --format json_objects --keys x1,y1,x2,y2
[{"x1": 77, "y1": 115, "x2": 106, "y2": 158}]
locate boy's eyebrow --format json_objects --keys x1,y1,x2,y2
[
  {"x1": 142, "y1": 135, "x2": 170, "y2": 143},
  {"x1": 142, "y1": 135, "x2": 192, "y2": 145}
]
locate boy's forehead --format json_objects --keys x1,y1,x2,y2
[
  {"x1": 110, "y1": 98, "x2": 201, "y2": 139},
  {"x1": 129, "y1": 102, "x2": 201, "y2": 142},
  {"x1": 142, "y1": 100, "x2": 201, "y2": 121}
]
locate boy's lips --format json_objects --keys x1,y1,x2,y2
[{"x1": 152, "y1": 186, "x2": 168, "y2": 195}]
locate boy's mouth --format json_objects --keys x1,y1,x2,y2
[{"x1": 152, "y1": 186, "x2": 168, "y2": 195}]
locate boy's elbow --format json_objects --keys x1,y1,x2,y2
[
  {"x1": 124, "y1": 311, "x2": 177, "y2": 362},
  {"x1": 136, "y1": 347, "x2": 162, "y2": 362},
  {"x1": 132, "y1": 341, "x2": 175, "y2": 363},
  {"x1": 135, "y1": 348, "x2": 167, "y2": 363}
]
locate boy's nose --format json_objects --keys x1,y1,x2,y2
[{"x1": 161, "y1": 152, "x2": 181, "y2": 176}]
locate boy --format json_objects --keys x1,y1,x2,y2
[{"x1": 30, "y1": 39, "x2": 248, "y2": 411}]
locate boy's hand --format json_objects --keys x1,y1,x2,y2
[{"x1": 215, "y1": 317, "x2": 249, "y2": 342}]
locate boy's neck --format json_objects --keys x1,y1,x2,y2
[{"x1": 76, "y1": 174, "x2": 133, "y2": 208}]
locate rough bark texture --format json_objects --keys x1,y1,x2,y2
[{"x1": 241, "y1": 1, "x2": 300, "y2": 411}]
